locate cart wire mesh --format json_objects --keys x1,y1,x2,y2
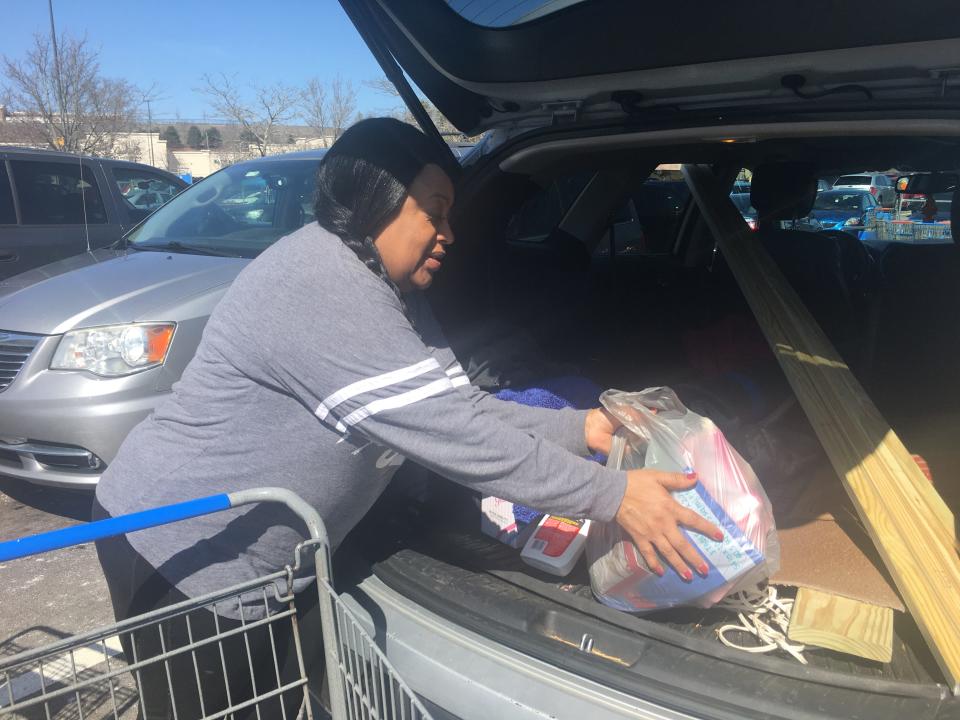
[
  {"x1": 875, "y1": 218, "x2": 953, "y2": 243},
  {"x1": 0, "y1": 488, "x2": 433, "y2": 720}
]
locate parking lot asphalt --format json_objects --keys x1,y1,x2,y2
[{"x1": 0, "y1": 481, "x2": 135, "y2": 718}]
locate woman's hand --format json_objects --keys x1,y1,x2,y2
[
  {"x1": 615, "y1": 469, "x2": 723, "y2": 579},
  {"x1": 584, "y1": 408, "x2": 621, "y2": 454}
]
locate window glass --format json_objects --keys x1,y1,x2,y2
[
  {"x1": 112, "y1": 168, "x2": 183, "y2": 222},
  {"x1": 506, "y1": 181, "x2": 569, "y2": 242},
  {"x1": 0, "y1": 164, "x2": 15, "y2": 224},
  {"x1": 629, "y1": 180, "x2": 690, "y2": 254},
  {"x1": 11, "y1": 160, "x2": 107, "y2": 225},
  {"x1": 505, "y1": 170, "x2": 690, "y2": 257},
  {"x1": 834, "y1": 175, "x2": 872, "y2": 186},
  {"x1": 127, "y1": 158, "x2": 320, "y2": 259},
  {"x1": 814, "y1": 191, "x2": 868, "y2": 212}
]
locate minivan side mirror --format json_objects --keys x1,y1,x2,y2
[{"x1": 896, "y1": 172, "x2": 959, "y2": 194}]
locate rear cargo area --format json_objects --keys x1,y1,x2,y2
[
  {"x1": 339, "y1": 151, "x2": 960, "y2": 714},
  {"x1": 345, "y1": 250, "x2": 956, "y2": 689}
]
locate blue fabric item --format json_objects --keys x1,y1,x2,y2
[
  {"x1": 495, "y1": 375, "x2": 603, "y2": 411},
  {"x1": 496, "y1": 377, "x2": 606, "y2": 463}
]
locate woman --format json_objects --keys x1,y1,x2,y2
[{"x1": 94, "y1": 117, "x2": 720, "y2": 718}]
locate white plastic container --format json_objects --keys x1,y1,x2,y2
[
  {"x1": 520, "y1": 515, "x2": 591, "y2": 576},
  {"x1": 480, "y1": 496, "x2": 543, "y2": 549}
]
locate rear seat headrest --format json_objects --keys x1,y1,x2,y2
[{"x1": 751, "y1": 163, "x2": 818, "y2": 224}]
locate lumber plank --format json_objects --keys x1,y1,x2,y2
[
  {"x1": 683, "y1": 164, "x2": 960, "y2": 694},
  {"x1": 788, "y1": 587, "x2": 894, "y2": 663}
]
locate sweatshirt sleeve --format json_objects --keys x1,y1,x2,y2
[
  {"x1": 264, "y1": 273, "x2": 627, "y2": 522},
  {"x1": 406, "y1": 293, "x2": 594, "y2": 457}
]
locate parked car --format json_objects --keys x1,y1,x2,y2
[
  {"x1": 832, "y1": 172, "x2": 896, "y2": 206},
  {"x1": 0, "y1": 150, "x2": 323, "y2": 487},
  {"x1": 809, "y1": 188, "x2": 879, "y2": 234},
  {"x1": 5, "y1": 0, "x2": 960, "y2": 717},
  {"x1": 0, "y1": 147, "x2": 187, "y2": 280}
]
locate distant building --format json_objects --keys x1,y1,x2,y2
[{"x1": 111, "y1": 132, "x2": 170, "y2": 170}]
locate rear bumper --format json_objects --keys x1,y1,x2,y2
[{"x1": 342, "y1": 573, "x2": 691, "y2": 720}]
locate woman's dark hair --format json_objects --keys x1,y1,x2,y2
[{"x1": 314, "y1": 117, "x2": 458, "y2": 303}]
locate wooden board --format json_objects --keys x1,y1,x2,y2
[
  {"x1": 788, "y1": 587, "x2": 894, "y2": 663},
  {"x1": 683, "y1": 164, "x2": 960, "y2": 694}
]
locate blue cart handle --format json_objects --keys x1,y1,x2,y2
[{"x1": 0, "y1": 487, "x2": 327, "y2": 563}]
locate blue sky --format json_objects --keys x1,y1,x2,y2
[{"x1": 7, "y1": 0, "x2": 402, "y2": 124}]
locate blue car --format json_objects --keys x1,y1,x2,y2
[{"x1": 810, "y1": 188, "x2": 879, "y2": 234}]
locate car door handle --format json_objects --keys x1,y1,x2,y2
[{"x1": 0, "y1": 251, "x2": 18, "y2": 263}]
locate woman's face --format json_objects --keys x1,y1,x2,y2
[{"x1": 374, "y1": 163, "x2": 455, "y2": 292}]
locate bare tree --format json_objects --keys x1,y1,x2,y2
[
  {"x1": 198, "y1": 73, "x2": 299, "y2": 157},
  {"x1": 2, "y1": 33, "x2": 138, "y2": 154},
  {"x1": 301, "y1": 78, "x2": 330, "y2": 146},
  {"x1": 300, "y1": 75, "x2": 357, "y2": 147},
  {"x1": 363, "y1": 76, "x2": 469, "y2": 139},
  {"x1": 328, "y1": 75, "x2": 357, "y2": 142}
]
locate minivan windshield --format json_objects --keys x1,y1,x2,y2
[{"x1": 127, "y1": 156, "x2": 322, "y2": 259}]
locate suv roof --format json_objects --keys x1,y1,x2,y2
[{"x1": 0, "y1": 145, "x2": 184, "y2": 177}]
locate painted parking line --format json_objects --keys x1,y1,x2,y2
[{"x1": 0, "y1": 635, "x2": 125, "y2": 708}]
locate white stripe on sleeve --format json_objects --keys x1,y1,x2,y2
[
  {"x1": 444, "y1": 363, "x2": 466, "y2": 378},
  {"x1": 335, "y1": 377, "x2": 454, "y2": 432},
  {"x1": 451, "y1": 375, "x2": 470, "y2": 388},
  {"x1": 316, "y1": 358, "x2": 440, "y2": 420}
]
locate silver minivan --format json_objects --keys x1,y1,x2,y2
[{"x1": 0, "y1": 151, "x2": 322, "y2": 487}]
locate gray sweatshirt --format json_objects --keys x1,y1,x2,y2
[{"x1": 95, "y1": 222, "x2": 627, "y2": 602}]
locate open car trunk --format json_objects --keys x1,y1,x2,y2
[{"x1": 340, "y1": 129, "x2": 960, "y2": 718}]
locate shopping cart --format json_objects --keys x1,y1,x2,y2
[
  {"x1": 0, "y1": 487, "x2": 433, "y2": 720},
  {"x1": 875, "y1": 218, "x2": 918, "y2": 243},
  {"x1": 913, "y1": 222, "x2": 953, "y2": 243}
]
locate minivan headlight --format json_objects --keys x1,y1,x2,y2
[{"x1": 51, "y1": 323, "x2": 176, "y2": 377}]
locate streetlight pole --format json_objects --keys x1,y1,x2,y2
[
  {"x1": 47, "y1": 0, "x2": 67, "y2": 150},
  {"x1": 145, "y1": 98, "x2": 155, "y2": 166}
]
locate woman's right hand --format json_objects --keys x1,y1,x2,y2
[{"x1": 615, "y1": 469, "x2": 723, "y2": 580}]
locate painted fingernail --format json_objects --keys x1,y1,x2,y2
[
  {"x1": 698, "y1": 563, "x2": 709, "y2": 576},
  {"x1": 685, "y1": 470, "x2": 698, "y2": 479},
  {"x1": 654, "y1": 566, "x2": 665, "y2": 577},
  {"x1": 713, "y1": 531, "x2": 724, "y2": 541},
  {"x1": 682, "y1": 569, "x2": 693, "y2": 581}
]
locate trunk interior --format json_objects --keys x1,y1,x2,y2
[{"x1": 340, "y1": 129, "x2": 960, "y2": 718}]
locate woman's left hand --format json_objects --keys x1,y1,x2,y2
[{"x1": 584, "y1": 408, "x2": 621, "y2": 455}]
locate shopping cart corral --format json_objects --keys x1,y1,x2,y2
[{"x1": 0, "y1": 488, "x2": 432, "y2": 720}]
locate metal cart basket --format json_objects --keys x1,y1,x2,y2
[{"x1": 0, "y1": 487, "x2": 432, "y2": 720}]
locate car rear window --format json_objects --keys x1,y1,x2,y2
[
  {"x1": 834, "y1": 175, "x2": 872, "y2": 186},
  {"x1": 112, "y1": 168, "x2": 184, "y2": 223},
  {"x1": 814, "y1": 192, "x2": 866, "y2": 211}
]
